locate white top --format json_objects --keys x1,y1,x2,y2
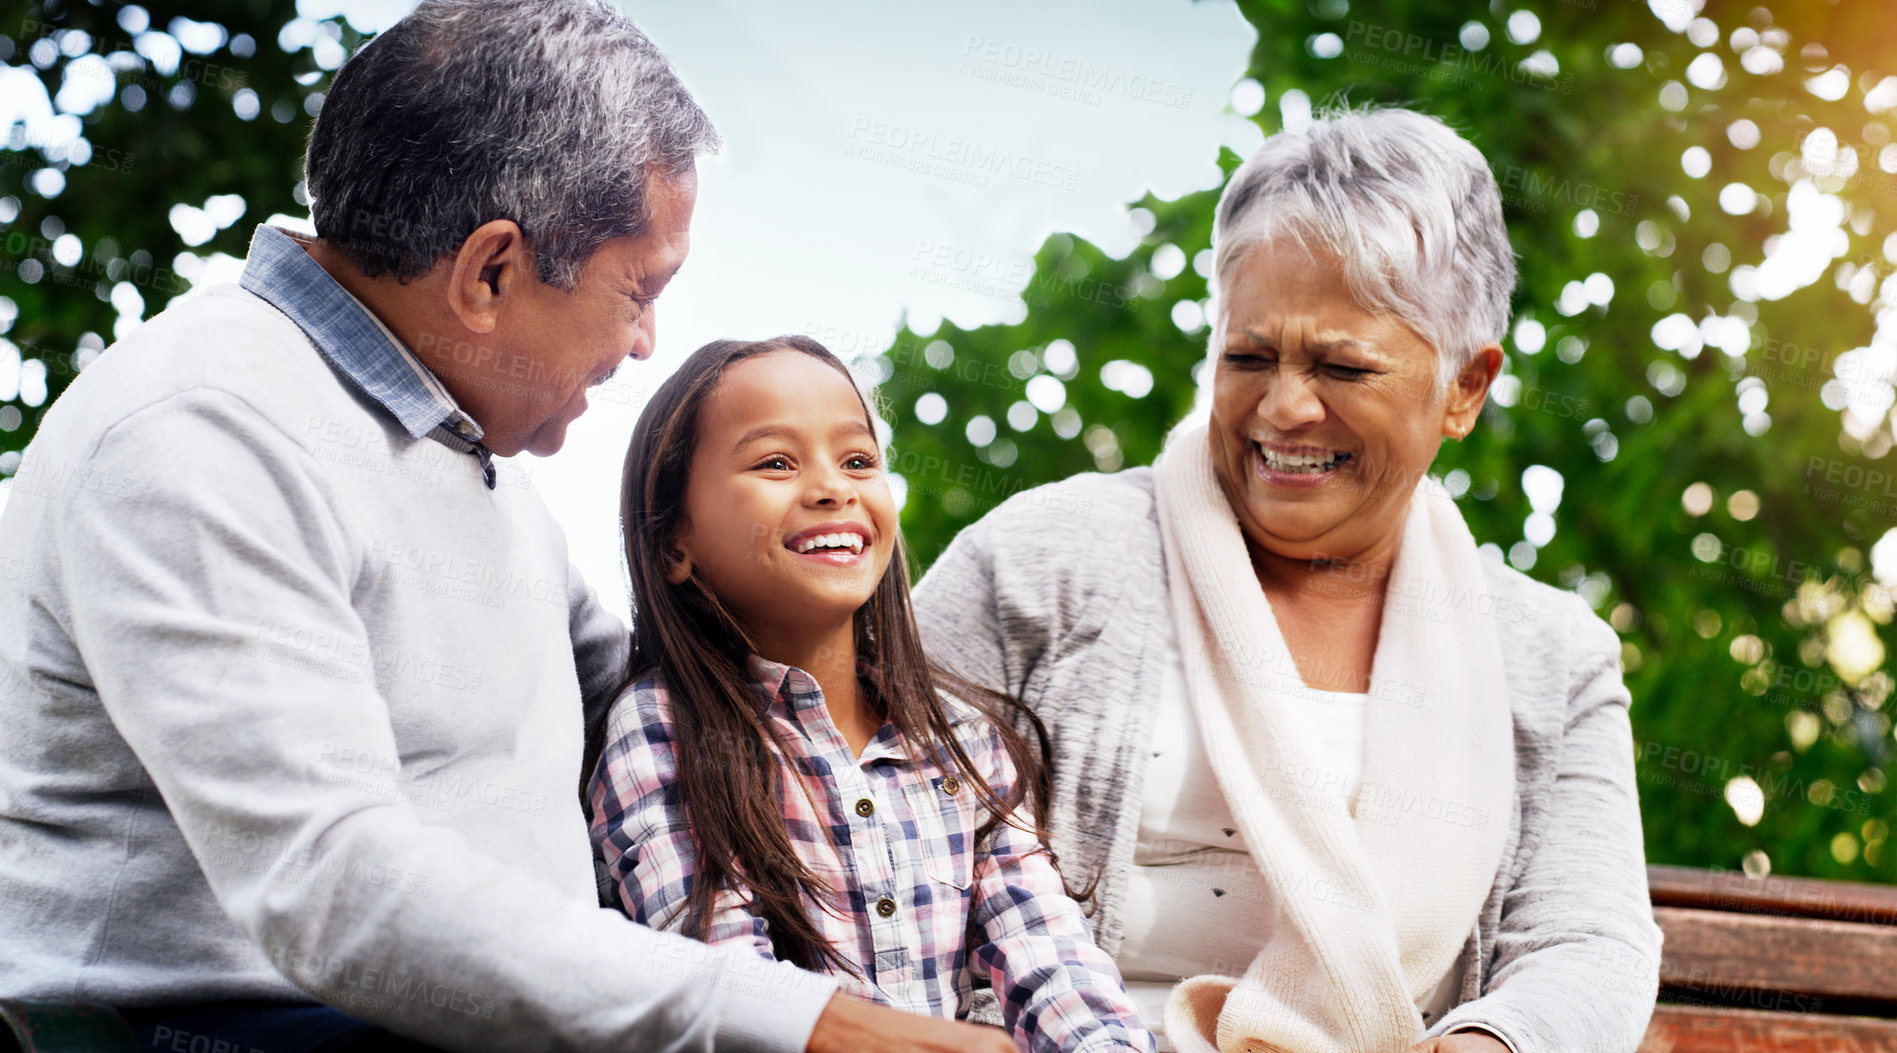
[{"x1": 1119, "y1": 629, "x2": 1460, "y2": 1048}]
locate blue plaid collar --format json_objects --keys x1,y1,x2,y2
[{"x1": 239, "y1": 224, "x2": 495, "y2": 487}]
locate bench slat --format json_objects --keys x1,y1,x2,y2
[
  {"x1": 1639, "y1": 1004, "x2": 1897, "y2": 1053},
  {"x1": 1649, "y1": 864, "x2": 1897, "y2": 927},
  {"x1": 1654, "y1": 906, "x2": 1897, "y2": 1005}
]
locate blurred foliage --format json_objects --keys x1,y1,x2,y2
[
  {"x1": 2, "y1": 0, "x2": 1894, "y2": 886},
  {"x1": 874, "y1": 0, "x2": 1897, "y2": 884},
  {"x1": 0, "y1": 0, "x2": 357, "y2": 465}
]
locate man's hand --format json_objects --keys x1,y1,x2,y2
[
  {"x1": 806, "y1": 992, "x2": 1016, "y2": 1053},
  {"x1": 1408, "y1": 1031, "x2": 1510, "y2": 1053}
]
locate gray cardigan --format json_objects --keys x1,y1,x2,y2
[{"x1": 913, "y1": 468, "x2": 1662, "y2": 1052}]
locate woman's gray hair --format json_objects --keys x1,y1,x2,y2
[
  {"x1": 1210, "y1": 106, "x2": 1516, "y2": 394},
  {"x1": 304, "y1": 0, "x2": 719, "y2": 290}
]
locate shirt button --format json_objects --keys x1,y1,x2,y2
[
  {"x1": 453, "y1": 420, "x2": 476, "y2": 437},
  {"x1": 941, "y1": 777, "x2": 960, "y2": 795},
  {"x1": 875, "y1": 897, "x2": 897, "y2": 917},
  {"x1": 855, "y1": 798, "x2": 875, "y2": 818}
]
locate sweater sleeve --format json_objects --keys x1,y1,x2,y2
[
  {"x1": 913, "y1": 502, "x2": 1031, "y2": 698},
  {"x1": 55, "y1": 390, "x2": 836, "y2": 1053},
  {"x1": 1431, "y1": 606, "x2": 1663, "y2": 1053},
  {"x1": 913, "y1": 475, "x2": 1127, "y2": 699}
]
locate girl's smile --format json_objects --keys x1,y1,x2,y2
[{"x1": 785, "y1": 521, "x2": 873, "y2": 563}]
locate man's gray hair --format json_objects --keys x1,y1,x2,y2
[
  {"x1": 304, "y1": 0, "x2": 719, "y2": 290},
  {"x1": 1210, "y1": 106, "x2": 1516, "y2": 393}
]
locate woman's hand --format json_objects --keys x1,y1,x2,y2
[{"x1": 1407, "y1": 1031, "x2": 1510, "y2": 1053}]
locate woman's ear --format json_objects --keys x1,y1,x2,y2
[{"x1": 1444, "y1": 343, "x2": 1504, "y2": 440}]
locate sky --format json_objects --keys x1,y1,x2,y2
[
  {"x1": 0, "y1": 0, "x2": 1267, "y2": 622},
  {"x1": 524, "y1": 1, "x2": 1265, "y2": 620}
]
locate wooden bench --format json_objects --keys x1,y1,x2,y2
[
  {"x1": 1640, "y1": 863, "x2": 1897, "y2": 1052},
  {"x1": 8, "y1": 864, "x2": 1895, "y2": 1052}
]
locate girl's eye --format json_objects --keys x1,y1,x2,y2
[
  {"x1": 844, "y1": 453, "x2": 880, "y2": 471},
  {"x1": 755, "y1": 456, "x2": 792, "y2": 471}
]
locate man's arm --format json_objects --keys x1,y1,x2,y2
[
  {"x1": 57, "y1": 389, "x2": 836, "y2": 1052},
  {"x1": 569, "y1": 561, "x2": 632, "y2": 740}
]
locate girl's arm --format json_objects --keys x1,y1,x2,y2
[
  {"x1": 966, "y1": 726, "x2": 1156, "y2": 1053},
  {"x1": 588, "y1": 681, "x2": 778, "y2": 958}
]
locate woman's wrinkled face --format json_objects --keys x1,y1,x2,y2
[{"x1": 1208, "y1": 237, "x2": 1493, "y2": 567}]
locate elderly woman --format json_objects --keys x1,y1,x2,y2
[{"x1": 914, "y1": 107, "x2": 1661, "y2": 1053}]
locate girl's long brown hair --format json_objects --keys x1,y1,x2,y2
[{"x1": 592, "y1": 335, "x2": 1076, "y2": 974}]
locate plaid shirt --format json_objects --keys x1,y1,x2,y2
[{"x1": 589, "y1": 657, "x2": 1154, "y2": 1053}]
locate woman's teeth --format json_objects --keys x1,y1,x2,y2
[
  {"x1": 792, "y1": 532, "x2": 866, "y2": 555},
  {"x1": 1257, "y1": 444, "x2": 1351, "y2": 474}
]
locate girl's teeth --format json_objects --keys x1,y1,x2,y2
[{"x1": 794, "y1": 532, "x2": 866, "y2": 554}]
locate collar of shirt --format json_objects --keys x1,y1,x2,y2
[
  {"x1": 237, "y1": 224, "x2": 496, "y2": 489},
  {"x1": 741, "y1": 653, "x2": 981, "y2": 767}
]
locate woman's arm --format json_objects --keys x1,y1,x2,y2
[
  {"x1": 1430, "y1": 607, "x2": 1663, "y2": 1052},
  {"x1": 966, "y1": 726, "x2": 1156, "y2": 1053},
  {"x1": 913, "y1": 501, "x2": 1034, "y2": 697},
  {"x1": 914, "y1": 472, "x2": 1142, "y2": 697},
  {"x1": 588, "y1": 684, "x2": 778, "y2": 957}
]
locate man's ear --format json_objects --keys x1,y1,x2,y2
[
  {"x1": 445, "y1": 219, "x2": 533, "y2": 336},
  {"x1": 1444, "y1": 342, "x2": 1504, "y2": 440}
]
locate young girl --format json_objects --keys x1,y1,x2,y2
[{"x1": 587, "y1": 336, "x2": 1153, "y2": 1052}]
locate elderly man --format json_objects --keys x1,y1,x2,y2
[{"x1": 0, "y1": 3, "x2": 1009, "y2": 1051}]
